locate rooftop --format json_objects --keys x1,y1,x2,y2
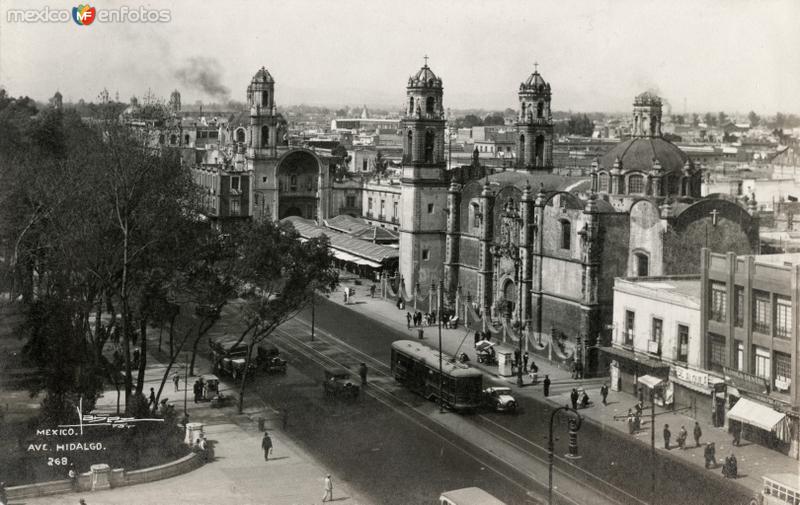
[
  {"x1": 282, "y1": 216, "x2": 398, "y2": 265},
  {"x1": 615, "y1": 275, "x2": 701, "y2": 304}
]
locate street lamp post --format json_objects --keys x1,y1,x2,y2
[
  {"x1": 311, "y1": 291, "x2": 316, "y2": 342},
  {"x1": 548, "y1": 406, "x2": 583, "y2": 505},
  {"x1": 183, "y1": 351, "x2": 189, "y2": 416},
  {"x1": 437, "y1": 281, "x2": 444, "y2": 413}
]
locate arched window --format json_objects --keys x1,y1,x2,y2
[
  {"x1": 628, "y1": 174, "x2": 644, "y2": 194},
  {"x1": 409, "y1": 97, "x2": 414, "y2": 115},
  {"x1": 598, "y1": 173, "x2": 609, "y2": 192},
  {"x1": 471, "y1": 202, "x2": 481, "y2": 229},
  {"x1": 425, "y1": 96, "x2": 435, "y2": 114},
  {"x1": 184, "y1": 134, "x2": 190, "y2": 145},
  {"x1": 560, "y1": 220, "x2": 571, "y2": 250},
  {"x1": 535, "y1": 135, "x2": 545, "y2": 167},
  {"x1": 290, "y1": 175, "x2": 297, "y2": 191},
  {"x1": 261, "y1": 126, "x2": 270, "y2": 147},
  {"x1": 406, "y1": 130, "x2": 413, "y2": 159},
  {"x1": 519, "y1": 134, "x2": 525, "y2": 164},
  {"x1": 170, "y1": 134, "x2": 177, "y2": 145},
  {"x1": 521, "y1": 103, "x2": 526, "y2": 117},
  {"x1": 537, "y1": 102, "x2": 544, "y2": 118},
  {"x1": 635, "y1": 252, "x2": 650, "y2": 276},
  {"x1": 261, "y1": 91, "x2": 268, "y2": 106},
  {"x1": 424, "y1": 130, "x2": 435, "y2": 163},
  {"x1": 236, "y1": 128, "x2": 245, "y2": 143}
]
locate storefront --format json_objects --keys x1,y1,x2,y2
[
  {"x1": 600, "y1": 346, "x2": 670, "y2": 397},
  {"x1": 670, "y1": 365, "x2": 725, "y2": 426}
]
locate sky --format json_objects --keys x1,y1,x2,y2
[{"x1": 1, "y1": 0, "x2": 798, "y2": 114}]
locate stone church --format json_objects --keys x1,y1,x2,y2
[{"x1": 396, "y1": 63, "x2": 760, "y2": 372}]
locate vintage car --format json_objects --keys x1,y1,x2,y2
[
  {"x1": 323, "y1": 367, "x2": 360, "y2": 399},
  {"x1": 209, "y1": 336, "x2": 256, "y2": 381},
  {"x1": 482, "y1": 386, "x2": 517, "y2": 412},
  {"x1": 256, "y1": 342, "x2": 287, "y2": 374}
]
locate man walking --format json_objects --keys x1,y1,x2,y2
[
  {"x1": 261, "y1": 432, "x2": 273, "y2": 461},
  {"x1": 148, "y1": 388, "x2": 156, "y2": 409},
  {"x1": 322, "y1": 474, "x2": 334, "y2": 502},
  {"x1": 193, "y1": 380, "x2": 200, "y2": 403},
  {"x1": 543, "y1": 375, "x2": 551, "y2": 397},
  {"x1": 677, "y1": 425, "x2": 688, "y2": 449},
  {"x1": 693, "y1": 421, "x2": 703, "y2": 447},
  {"x1": 600, "y1": 383, "x2": 609, "y2": 405},
  {"x1": 522, "y1": 352, "x2": 529, "y2": 373},
  {"x1": 370, "y1": 284, "x2": 376, "y2": 298},
  {"x1": 406, "y1": 312, "x2": 412, "y2": 329},
  {"x1": 663, "y1": 424, "x2": 671, "y2": 450},
  {"x1": 358, "y1": 362, "x2": 368, "y2": 386},
  {"x1": 570, "y1": 388, "x2": 579, "y2": 410},
  {"x1": 173, "y1": 372, "x2": 180, "y2": 392}
]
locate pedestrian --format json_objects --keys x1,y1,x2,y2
[
  {"x1": 261, "y1": 432, "x2": 273, "y2": 461},
  {"x1": 343, "y1": 287, "x2": 349, "y2": 304},
  {"x1": 633, "y1": 411, "x2": 641, "y2": 432},
  {"x1": 600, "y1": 383, "x2": 609, "y2": 405},
  {"x1": 704, "y1": 442, "x2": 717, "y2": 469},
  {"x1": 626, "y1": 410, "x2": 635, "y2": 434},
  {"x1": 173, "y1": 372, "x2": 181, "y2": 392},
  {"x1": 575, "y1": 362, "x2": 583, "y2": 379},
  {"x1": 514, "y1": 349, "x2": 521, "y2": 370},
  {"x1": 522, "y1": 352, "x2": 529, "y2": 373},
  {"x1": 406, "y1": 312, "x2": 412, "y2": 329},
  {"x1": 416, "y1": 311, "x2": 422, "y2": 327},
  {"x1": 358, "y1": 362, "x2": 368, "y2": 386},
  {"x1": 693, "y1": 421, "x2": 702, "y2": 447},
  {"x1": 570, "y1": 388, "x2": 579, "y2": 410},
  {"x1": 732, "y1": 424, "x2": 741, "y2": 446},
  {"x1": 663, "y1": 424, "x2": 671, "y2": 450},
  {"x1": 370, "y1": 284, "x2": 376, "y2": 298},
  {"x1": 570, "y1": 361, "x2": 577, "y2": 379},
  {"x1": 148, "y1": 387, "x2": 156, "y2": 408},
  {"x1": 543, "y1": 375, "x2": 551, "y2": 397},
  {"x1": 193, "y1": 380, "x2": 201, "y2": 403},
  {"x1": 197, "y1": 434, "x2": 209, "y2": 463},
  {"x1": 677, "y1": 425, "x2": 688, "y2": 449},
  {"x1": 322, "y1": 474, "x2": 334, "y2": 502},
  {"x1": 722, "y1": 453, "x2": 738, "y2": 479}
]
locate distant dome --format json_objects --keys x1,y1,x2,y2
[
  {"x1": 520, "y1": 69, "x2": 550, "y2": 94},
  {"x1": 599, "y1": 137, "x2": 690, "y2": 174},
  {"x1": 408, "y1": 64, "x2": 442, "y2": 88},
  {"x1": 252, "y1": 66, "x2": 274, "y2": 84},
  {"x1": 634, "y1": 91, "x2": 662, "y2": 106}
]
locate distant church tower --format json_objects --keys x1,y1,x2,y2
[
  {"x1": 399, "y1": 58, "x2": 449, "y2": 295},
  {"x1": 169, "y1": 89, "x2": 181, "y2": 114},
  {"x1": 631, "y1": 91, "x2": 662, "y2": 137},
  {"x1": 50, "y1": 91, "x2": 63, "y2": 110},
  {"x1": 516, "y1": 64, "x2": 553, "y2": 170},
  {"x1": 247, "y1": 67, "x2": 279, "y2": 157}
]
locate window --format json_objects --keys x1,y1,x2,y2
[
  {"x1": 734, "y1": 286, "x2": 744, "y2": 327},
  {"x1": 424, "y1": 130, "x2": 435, "y2": 163},
  {"x1": 651, "y1": 318, "x2": 663, "y2": 343},
  {"x1": 537, "y1": 102, "x2": 544, "y2": 118},
  {"x1": 393, "y1": 201, "x2": 398, "y2": 219},
  {"x1": 425, "y1": 96, "x2": 435, "y2": 114},
  {"x1": 158, "y1": 134, "x2": 165, "y2": 144},
  {"x1": 236, "y1": 129, "x2": 245, "y2": 143},
  {"x1": 535, "y1": 135, "x2": 545, "y2": 166},
  {"x1": 519, "y1": 134, "x2": 525, "y2": 163},
  {"x1": 635, "y1": 252, "x2": 649, "y2": 277},
  {"x1": 560, "y1": 220, "x2": 571, "y2": 250},
  {"x1": 753, "y1": 346, "x2": 771, "y2": 380},
  {"x1": 261, "y1": 125, "x2": 269, "y2": 147},
  {"x1": 471, "y1": 203, "x2": 480, "y2": 229},
  {"x1": 709, "y1": 282, "x2": 727, "y2": 323},
  {"x1": 752, "y1": 290, "x2": 770, "y2": 334},
  {"x1": 678, "y1": 324, "x2": 689, "y2": 362},
  {"x1": 422, "y1": 249, "x2": 430, "y2": 261},
  {"x1": 598, "y1": 173, "x2": 609, "y2": 192},
  {"x1": 708, "y1": 333, "x2": 726, "y2": 372},
  {"x1": 367, "y1": 198, "x2": 373, "y2": 211},
  {"x1": 184, "y1": 134, "x2": 190, "y2": 145},
  {"x1": 774, "y1": 351, "x2": 792, "y2": 393},
  {"x1": 261, "y1": 90, "x2": 268, "y2": 106},
  {"x1": 380, "y1": 200, "x2": 386, "y2": 217},
  {"x1": 624, "y1": 310, "x2": 635, "y2": 345},
  {"x1": 427, "y1": 203, "x2": 434, "y2": 214},
  {"x1": 345, "y1": 196, "x2": 356, "y2": 208},
  {"x1": 229, "y1": 198, "x2": 241, "y2": 216},
  {"x1": 775, "y1": 295, "x2": 791, "y2": 339},
  {"x1": 289, "y1": 175, "x2": 297, "y2": 192},
  {"x1": 628, "y1": 174, "x2": 644, "y2": 194},
  {"x1": 230, "y1": 176, "x2": 240, "y2": 192},
  {"x1": 409, "y1": 97, "x2": 414, "y2": 114},
  {"x1": 262, "y1": 176, "x2": 268, "y2": 183},
  {"x1": 363, "y1": 159, "x2": 368, "y2": 171},
  {"x1": 734, "y1": 340, "x2": 744, "y2": 371}
]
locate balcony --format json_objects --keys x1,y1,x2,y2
[{"x1": 647, "y1": 340, "x2": 661, "y2": 355}]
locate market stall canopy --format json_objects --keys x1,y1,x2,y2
[
  {"x1": 637, "y1": 375, "x2": 665, "y2": 389},
  {"x1": 727, "y1": 397, "x2": 786, "y2": 432},
  {"x1": 475, "y1": 340, "x2": 496, "y2": 352}
]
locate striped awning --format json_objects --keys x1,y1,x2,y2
[{"x1": 727, "y1": 398, "x2": 786, "y2": 432}]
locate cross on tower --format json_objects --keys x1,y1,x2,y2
[
  {"x1": 534, "y1": 61, "x2": 539, "y2": 72},
  {"x1": 424, "y1": 55, "x2": 429, "y2": 66},
  {"x1": 710, "y1": 209, "x2": 720, "y2": 226}
]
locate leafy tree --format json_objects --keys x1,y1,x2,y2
[
  {"x1": 704, "y1": 113, "x2": 717, "y2": 127},
  {"x1": 483, "y1": 113, "x2": 505, "y2": 126},
  {"x1": 454, "y1": 114, "x2": 483, "y2": 129}
]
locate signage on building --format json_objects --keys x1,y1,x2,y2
[
  {"x1": 674, "y1": 366, "x2": 709, "y2": 388},
  {"x1": 723, "y1": 366, "x2": 770, "y2": 395}
]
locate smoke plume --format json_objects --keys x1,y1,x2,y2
[{"x1": 174, "y1": 57, "x2": 230, "y2": 100}]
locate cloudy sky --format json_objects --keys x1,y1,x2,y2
[{"x1": 1, "y1": 0, "x2": 798, "y2": 113}]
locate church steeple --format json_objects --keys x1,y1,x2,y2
[
  {"x1": 632, "y1": 91, "x2": 662, "y2": 138},
  {"x1": 516, "y1": 63, "x2": 554, "y2": 171}
]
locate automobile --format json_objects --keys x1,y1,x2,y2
[
  {"x1": 256, "y1": 342, "x2": 287, "y2": 374},
  {"x1": 209, "y1": 336, "x2": 257, "y2": 381},
  {"x1": 323, "y1": 367, "x2": 359, "y2": 399},
  {"x1": 482, "y1": 386, "x2": 517, "y2": 412}
]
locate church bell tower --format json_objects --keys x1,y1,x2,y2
[
  {"x1": 516, "y1": 64, "x2": 554, "y2": 170},
  {"x1": 399, "y1": 57, "x2": 449, "y2": 296}
]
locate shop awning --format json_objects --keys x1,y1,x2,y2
[
  {"x1": 332, "y1": 249, "x2": 360, "y2": 262},
  {"x1": 353, "y1": 258, "x2": 382, "y2": 268},
  {"x1": 637, "y1": 375, "x2": 665, "y2": 389},
  {"x1": 599, "y1": 346, "x2": 671, "y2": 371},
  {"x1": 727, "y1": 397, "x2": 786, "y2": 432}
]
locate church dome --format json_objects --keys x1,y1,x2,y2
[
  {"x1": 408, "y1": 64, "x2": 442, "y2": 88},
  {"x1": 520, "y1": 70, "x2": 551, "y2": 95},
  {"x1": 634, "y1": 91, "x2": 661, "y2": 106},
  {"x1": 252, "y1": 66, "x2": 274, "y2": 84},
  {"x1": 599, "y1": 137, "x2": 690, "y2": 174}
]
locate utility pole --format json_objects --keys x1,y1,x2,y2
[
  {"x1": 517, "y1": 256, "x2": 524, "y2": 387},
  {"x1": 311, "y1": 291, "x2": 316, "y2": 342},
  {"x1": 438, "y1": 280, "x2": 444, "y2": 413},
  {"x1": 651, "y1": 389, "x2": 656, "y2": 499},
  {"x1": 183, "y1": 352, "x2": 189, "y2": 416},
  {"x1": 548, "y1": 406, "x2": 582, "y2": 505}
]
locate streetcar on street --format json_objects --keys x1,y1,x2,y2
[
  {"x1": 439, "y1": 487, "x2": 507, "y2": 505},
  {"x1": 391, "y1": 340, "x2": 483, "y2": 411}
]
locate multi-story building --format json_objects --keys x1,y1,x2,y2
[{"x1": 700, "y1": 250, "x2": 799, "y2": 458}]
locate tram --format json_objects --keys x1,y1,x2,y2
[{"x1": 390, "y1": 340, "x2": 483, "y2": 411}]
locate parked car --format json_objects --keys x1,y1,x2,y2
[
  {"x1": 209, "y1": 336, "x2": 256, "y2": 381},
  {"x1": 323, "y1": 367, "x2": 359, "y2": 399},
  {"x1": 482, "y1": 386, "x2": 517, "y2": 412}
]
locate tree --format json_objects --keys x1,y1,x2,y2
[
  {"x1": 372, "y1": 150, "x2": 388, "y2": 176},
  {"x1": 454, "y1": 114, "x2": 482, "y2": 129},
  {"x1": 483, "y1": 113, "x2": 505, "y2": 126},
  {"x1": 717, "y1": 111, "x2": 728, "y2": 126},
  {"x1": 227, "y1": 219, "x2": 338, "y2": 413},
  {"x1": 748, "y1": 111, "x2": 760, "y2": 128},
  {"x1": 691, "y1": 113, "x2": 700, "y2": 127},
  {"x1": 703, "y1": 113, "x2": 717, "y2": 127}
]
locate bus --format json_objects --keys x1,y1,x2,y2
[
  {"x1": 439, "y1": 487, "x2": 507, "y2": 505},
  {"x1": 391, "y1": 340, "x2": 483, "y2": 411},
  {"x1": 752, "y1": 474, "x2": 800, "y2": 505}
]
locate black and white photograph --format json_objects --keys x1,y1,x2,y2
[{"x1": 0, "y1": 1, "x2": 798, "y2": 504}]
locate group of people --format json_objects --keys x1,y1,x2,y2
[
  {"x1": 193, "y1": 433, "x2": 212, "y2": 463},
  {"x1": 406, "y1": 310, "x2": 435, "y2": 327},
  {"x1": 570, "y1": 387, "x2": 593, "y2": 410},
  {"x1": 192, "y1": 377, "x2": 217, "y2": 403},
  {"x1": 663, "y1": 422, "x2": 703, "y2": 450}
]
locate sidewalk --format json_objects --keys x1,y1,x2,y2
[
  {"x1": 329, "y1": 279, "x2": 798, "y2": 495},
  {"x1": 20, "y1": 326, "x2": 372, "y2": 505}
]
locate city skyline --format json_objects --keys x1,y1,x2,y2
[{"x1": 1, "y1": 0, "x2": 799, "y2": 114}]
